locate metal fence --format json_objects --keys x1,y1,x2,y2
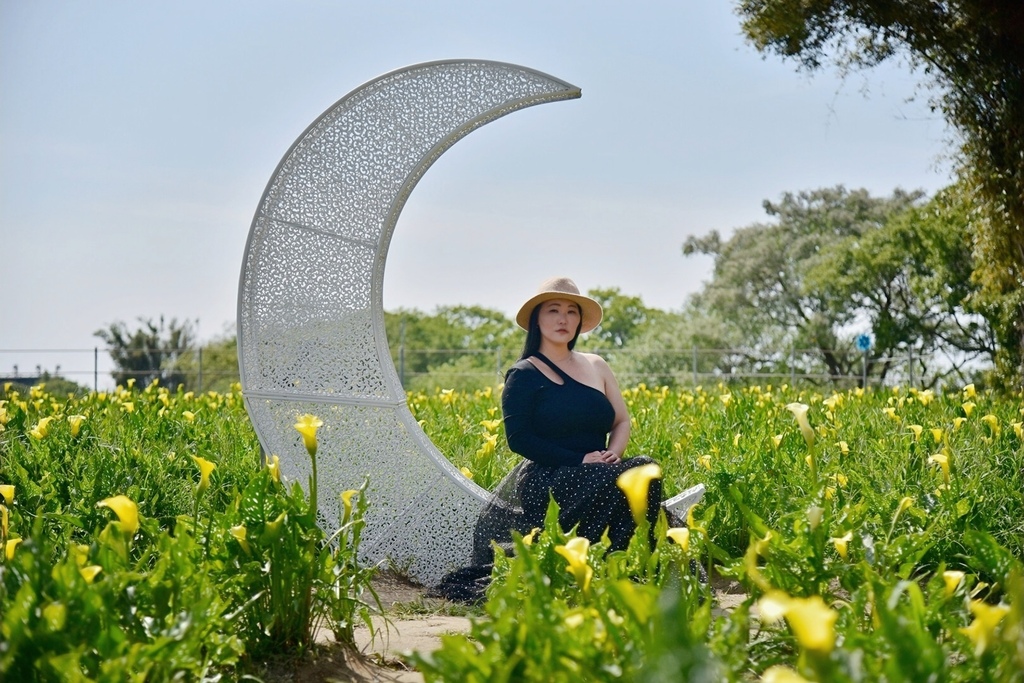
[
  {"x1": 393, "y1": 345, "x2": 947, "y2": 390},
  {"x1": 0, "y1": 346, "x2": 237, "y2": 393},
  {"x1": 1, "y1": 344, "x2": 967, "y2": 394}
]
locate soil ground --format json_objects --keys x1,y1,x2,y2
[{"x1": 259, "y1": 571, "x2": 748, "y2": 682}]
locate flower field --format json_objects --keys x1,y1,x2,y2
[{"x1": 1, "y1": 379, "x2": 1022, "y2": 681}]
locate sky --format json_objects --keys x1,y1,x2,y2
[{"x1": 1, "y1": 1, "x2": 953, "y2": 388}]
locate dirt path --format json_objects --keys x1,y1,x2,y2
[{"x1": 266, "y1": 573, "x2": 748, "y2": 682}]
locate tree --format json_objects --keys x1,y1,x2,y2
[
  {"x1": 586, "y1": 287, "x2": 661, "y2": 350},
  {"x1": 384, "y1": 306, "x2": 519, "y2": 390},
  {"x1": 736, "y1": 0, "x2": 1024, "y2": 385},
  {"x1": 803, "y1": 183, "x2": 995, "y2": 385},
  {"x1": 94, "y1": 316, "x2": 197, "y2": 390},
  {"x1": 682, "y1": 186, "x2": 968, "y2": 385},
  {"x1": 614, "y1": 304, "x2": 749, "y2": 387},
  {"x1": 175, "y1": 327, "x2": 240, "y2": 393}
]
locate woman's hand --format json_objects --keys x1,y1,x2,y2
[{"x1": 582, "y1": 450, "x2": 621, "y2": 464}]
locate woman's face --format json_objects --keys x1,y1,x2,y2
[{"x1": 536, "y1": 298, "x2": 581, "y2": 345}]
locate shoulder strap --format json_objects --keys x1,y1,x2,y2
[{"x1": 531, "y1": 352, "x2": 572, "y2": 382}]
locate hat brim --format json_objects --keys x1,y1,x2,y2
[{"x1": 515, "y1": 292, "x2": 603, "y2": 333}]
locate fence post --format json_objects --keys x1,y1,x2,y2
[
  {"x1": 94, "y1": 347, "x2": 99, "y2": 393},
  {"x1": 692, "y1": 347, "x2": 697, "y2": 385},
  {"x1": 198, "y1": 346, "x2": 203, "y2": 392},
  {"x1": 908, "y1": 347, "x2": 914, "y2": 388},
  {"x1": 790, "y1": 348, "x2": 796, "y2": 385}
]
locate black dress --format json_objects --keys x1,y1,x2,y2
[
  {"x1": 431, "y1": 353, "x2": 662, "y2": 602},
  {"x1": 501, "y1": 353, "x2": 662, "y2": 550}
]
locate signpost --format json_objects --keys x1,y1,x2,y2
[{"x1": 856, "y1": 333, "x2": 873, "y2": 388}]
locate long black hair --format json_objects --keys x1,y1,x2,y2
[{"x1": 518, "y1": 302, "x2": 583, "y2": 360}]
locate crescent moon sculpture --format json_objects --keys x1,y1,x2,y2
[
  {"x1": 238, "y1": 60, "x2": 582, "y2": 585},
  {"x1": 238, "y1": 60, "x2": 704, "y2": 586}
]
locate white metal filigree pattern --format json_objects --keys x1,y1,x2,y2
[{"x1": 238, "y1": 60, "x2": 704, "y2": 586}]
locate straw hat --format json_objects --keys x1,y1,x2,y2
[{"x1": 515, "y1": 276, "x2": 603, "y2": 333}]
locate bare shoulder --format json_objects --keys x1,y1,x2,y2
[{"x1": 577, "y1": 352, "x2": 615, "y2": 379}]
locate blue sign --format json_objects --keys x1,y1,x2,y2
[{"x1": 855, "y1": 333, "x2": 873, "y2": 352}]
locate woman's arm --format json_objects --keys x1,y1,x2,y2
[
  {"x1": 592, "y1": 355, "x2": 631, "y2": 459},
  {"x1": 502, "y1": 365, "x2": 586, "y2": 467}
]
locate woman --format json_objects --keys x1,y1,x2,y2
[
  {"x1": 433, "y1": 277, "x2": 663, "y2": 602},
  {"x1": 499, "y1": 276, "x2": 662, "y2": 549}
]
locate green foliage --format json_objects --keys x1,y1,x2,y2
[
  {"x1": 682, "y1": 185, "x2": 995, "y2": 385},
  {"x1": 94, "y1": 316, "x2": 197, "y2": 390},
  {"x1": 412, "y1": 382, "x2": 1024, "y2": 564},
  {"x1": 587, "y1": 287, "x2": 662, "y2": 349},
  {"x1": 0, "y1": 382, "x2": 379, "y2": 680},
  {"x1": 412, "y1": 500, "x2": 716, "y2": 682},
  {"x1": 3, "y1": 376, "x2": 1022, "y2": 679},
  {"x1": 5, "y1": 371, "x2": 90, "y2": 398},
  {"x1": 385, "y1": 305, "x2": 520, "y2": 391},
  {"x1": 803, "y1": 183, "x2": 995, "y2": 385},
  {"x1": 411, "y1": 486, "x2": 1023, "y2": 681},
  {"x1": 611, "y1": 304, "x2": 750, "y2": 387},
  {"x1": 735, "y1": 0, "x2": 1024, "y2": 385},
  {"x1": 173, "y1": 328, "x2": 241, "y2": 393}
]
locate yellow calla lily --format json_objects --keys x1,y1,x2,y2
[
  {"x1": 616, "y1": 463, "x2": 662, "y2": 525},
  {"x1": 97, "y1": 495, "x2": 139, "y2": 535},
  {"x1": 830, "y1": 531, "x2": 853, "y2": 560},
  {"x1": 294, "y1": 413, "x2": 324, "y2": 457},
  {"x1": 981, "y1": 414, "x2": 1000, "y2": 436},
  {"x1": 0, "y1": 485, "x2": 13, "y2": 505},
  {"x1": 960, "y1": 600, "x2": 1010, "y2": 656},
  {"x1": 229, "y1": 524, "x2": 251, "y2": 554},
  {"x1": 5, "y1": 538, "x2": 22, "y2": 560},
  {"x1": 265, "y1": 454, "x2": 281, "y2": 482},
  {"x1": 261, "y1": 511, "x2": 287, "y2": 543},
  {"x1": 67, "y1": 414, "x2": 86, "y2": 437},
  {"x1": 785, "y1": 403, "x2": 815, "y2": 448},
  {"x1": 757, "y1": 591, "x2": 837, "y2": 654},
  {"x1": 666, "y1": 527, "x2": 690, "y2": 551},
  {"x1": 79, "y1": 565, "x2": 103, "y2": 583},
  {"x1": 928, "y1": 453, "x2": 951, "y2": 484},
  {"x1": 341, "y1": 489, "x2": 359, "y2": 521},
  {"x1": 761, "y1": 666, "x2": 812, "y2": 683},
  {"x1": 806, "y1": 505, "x2": 823, "y2": 531},
  {"x1": 29, "y1": 416, "x2": 55, "y2": 440},
  {"x1": 70, "y1": 544, "x2": 90, "y2": 567},
  {"x1": 476, "y1": 433, "x2": 498, "y2": 457},
  {"x1": 942, "y1": 570, "x2": 965, "y2": 598},
  {"x1": 191, "y1": 456, "x2": 216, "y2": 495},
  {"x1": 554, "y1": 536, "x2": 593, "y2": 592}
]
